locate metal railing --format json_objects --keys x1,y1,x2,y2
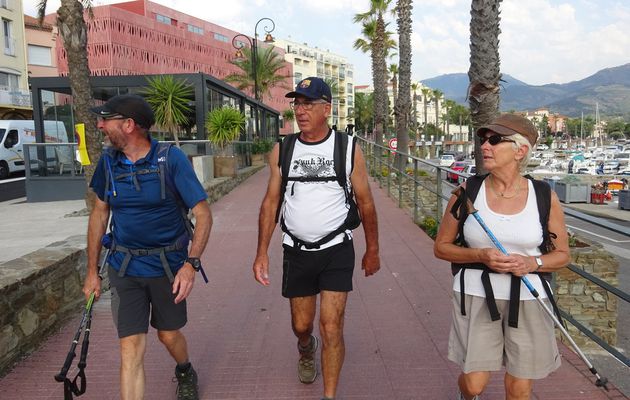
[
  {"x1": 357, "y1": 135, "x2": 630, "y2": 368},
  {"x1": 23, "y1": 140, "x2": 259, "y2": 179}
]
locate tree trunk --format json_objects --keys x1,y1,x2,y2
[
  {"x1": 373, "y1": 14, "x2": 389, "y2": 154},
  {"x1": 468, "y1": 0, "x2": 502, "y2": 173},
  {"x1": 58, "y1": 0, "x2": 97, "y2": 211},
  {"x1": 395, "y1": 0, "x2": 412, "y2": 171}
]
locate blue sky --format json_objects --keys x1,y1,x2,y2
[{"x1": 23, "y1": 0, "x2": 630, "y2": 87}]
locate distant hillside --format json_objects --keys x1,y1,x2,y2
[{"x1": 421, "y1": 63, "x2": 630, "y2": 118}]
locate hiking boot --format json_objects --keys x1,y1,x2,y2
[
  {"x1": 457, "y1": 391, "x2": 479, "y2": 400},
  {"x1": 174, "y1": 364, "x2": 199, "y2": 400},
  {"x1": 297, "y1": 335, "x2": 319, "y2": 384}
]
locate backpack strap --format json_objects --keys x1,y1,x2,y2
[{"x1": 275, "y1": 133, "x2": 299, "y2": 223}]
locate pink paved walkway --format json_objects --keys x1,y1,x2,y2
[{"x1": 1, "y1": 169, "x2": 626, "y2": 399}]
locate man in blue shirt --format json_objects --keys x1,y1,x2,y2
[{"x1": 82, "y1": 94, "x2": 212, "y2": 400}]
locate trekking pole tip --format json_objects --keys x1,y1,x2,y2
[{"x1": 595, "y1": 377, "x2": 609, "y2": 391}]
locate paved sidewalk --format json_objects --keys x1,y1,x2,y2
[{"x1": 0, "y1": 169, "x2": 626, "y2": 399}]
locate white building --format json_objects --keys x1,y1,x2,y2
[{"x1": 274, "y1": 37, "x2": 354, "y2": 131}]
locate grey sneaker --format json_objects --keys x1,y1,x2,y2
[
  {"x1": 457, "y1": 391, "x2": 479, "y2": 400},
  {"x1": 297, "y1": 335, "x2": 319, "y2": 384},
  {"x1": 174, "y1": 365, "x2": 199, "y2": 400}
]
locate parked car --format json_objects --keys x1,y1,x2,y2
[
  {"x1": 536, "y1": 144, "x2": 549, "y2": 151},
  {"x1": 457, "y1": 164, "x2": 477, "y2": 184},
  {"x1": 446, "y1": 161, "x2": 468, "y2": 183},
  {"x1": 439, "y1": 154, "x2": 455, "y2": 167},
  {"x1": 603, "y1": 160, "x2": 620, "y2": 174}
]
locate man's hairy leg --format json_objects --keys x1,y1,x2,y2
[
  {"x1": 319, "y1": 290, "x2": 348, "y2": 399},
  {"x1": 290, "y1": 295, "x2": 317, "y2": 345},
  {"x1": 120, "y1": 333, "x2": 147, "y2": 400}
]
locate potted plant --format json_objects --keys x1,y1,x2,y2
[
  {"x1": 143, "y1": 75, "x2": 193, "y2": 148},
  {"x1": 251, "y1": 138, "x2": 274, "y2": 166},
  {"x1": 206, "y1": 107, "x2": 246, "y2": 177}
]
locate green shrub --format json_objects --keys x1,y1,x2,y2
[
  {"x1": 252, "y1": 138, "x2": 274, "y2": 154},
  {"x1": 419, "y1": 216, "x2": 438, "y2": 239},
  {"x1": 206, "y1": 107, "x2": 246, "y2": 154}
]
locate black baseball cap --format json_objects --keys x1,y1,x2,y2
[
  {"x1": 285, "y1": 77, "x2": 332, "y2": 103},
  {"x1": 90, "y1": 94, "x2": 155, "y2": 129}
]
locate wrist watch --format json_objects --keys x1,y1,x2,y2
[
  {"x1": 186, "y1": 257, "x2": 202, "y2": 272},
  {"x1": 534, "y1": 256, "x2": 543, "y2": 272}
]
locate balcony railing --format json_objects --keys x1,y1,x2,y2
[{"x1": 0, "y1": 88, "x2": 32, "y2": 107}]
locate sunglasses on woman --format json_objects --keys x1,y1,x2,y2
[{"x1": 480, "y1": 134, "x2": 516, "y2": 146}]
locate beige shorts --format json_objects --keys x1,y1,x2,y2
[{"x1": 448, "y1": 292, "x2": 561, "y2": 379}]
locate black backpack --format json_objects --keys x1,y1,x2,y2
[{"x1": 275, "y1": 130, "x2": 361, "y2": 249}]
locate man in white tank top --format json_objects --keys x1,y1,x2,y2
[{"x1": 252, "y1": 77, "x2": 381, "y2": 400}]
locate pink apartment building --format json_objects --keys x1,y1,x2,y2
[{"x1": 46, "y1": 0, "x2": 293, "y2": 133}]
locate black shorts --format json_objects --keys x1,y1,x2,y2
[
  {"x1": 282, "y1": 240, "x2": 355, "y2": 298},
  {"x1": 108, "y1": 266, "x2": 187, "y2": 338}
]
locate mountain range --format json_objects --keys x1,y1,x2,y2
[{"x1": 421, "y1": 63, "x2": 630, "y2": 119}]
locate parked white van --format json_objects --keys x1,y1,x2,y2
[{"x1": 0, "y1": 120, "x2": 68, "y2": 179}]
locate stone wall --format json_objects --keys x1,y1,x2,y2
[
  {"x1": 555, "y1": 238, "x2": 619, "y2": 352},
  {"x1": 0, "y1": 165, "x2": 265, "y2": 375}
]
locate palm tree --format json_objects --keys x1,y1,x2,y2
[
  {"x1": 432, "y1": 89, "x2": 443, "y2": 136},
  {"x1": 354, "y1": 0, "x2": 395, "y2": 150},
  {"x1": 421, "y1": 87, "x2": 432, "y2": 130},
  {"x1": 37, "y1": 0, "x2": 98, "y2": 210},
  {"x1": 224, "y1": 45, "x2": 289, "y2": 101},
  {"x1": 411, "y1": 82, "x2": 419, "y2": 134},
  {"x1": 394, "y1": 0, "x2": 412, "y2": 171},
  {"x1": 353, "y1": 92, "x2": 374, "y2": 134},
  {"x1": 443, "y1": 99, "x2": 457, "y2": 140},
  {"x1": 389, "y1": 63, "x2": 398, "y2": 108},
  {"x1": 468, "y1": 0, "x2": 502, "y2": 171},
  {"x1": 143, "y1": 75, "x2": 193, "y2": 148}
]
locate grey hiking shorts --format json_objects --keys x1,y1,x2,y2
[{"x1": 109, "y1": 266, "x2": 187, "y2": 338}]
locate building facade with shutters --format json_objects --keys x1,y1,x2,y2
[
  {"x1": 0, "y1": 0, "x2": 30, "y2": 118},
  {"x1": 274, "y1": 37, "x2": 354, "y2": 132},
  {"x1": 43, "y1": 0, "x2": 293, "y2": 134}
]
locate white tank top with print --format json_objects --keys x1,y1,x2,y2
[{"x1": 281, "y1": 131, "x2": 354, "y2": 251}]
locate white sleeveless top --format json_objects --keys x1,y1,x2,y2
[
  {"x1": 454, "y1": 179, "x2": 548, "y2": 300},
  {"x1": 281, "y1": 130, "x2": 354, "y2": 251}
]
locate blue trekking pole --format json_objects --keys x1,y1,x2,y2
[{"x1": 453, "y1": 187, "x2": 609, "y2": 391}]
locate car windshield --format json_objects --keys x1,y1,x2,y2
[{"x1": 0, "y1": 129, "x2": 5, "y2": 144}]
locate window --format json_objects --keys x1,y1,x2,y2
[
  {"x1": 213, "y1": 32, "x2": 228, "y2": 43},
  {"x1": 4, "y1": 130, "x2": 18, "y2": 148},
  {"x1": 347, "y1": 95, "x2": 353, "y2": 107},
  {"x1": 187, "y1": 24, "x2": 203, "y2": 35},
  {"x1": 346, "y1": 83, "x2": 353, "y2": 93},
  {"x1": 3, "y1": 18, "x2": 14, "y2": 56},
  {"x1": 346, "y1": 70, "x2": 353, "y2": 78},
  {"x1": 28, "y1": 45, "x2": 52, "y2": 66},
  {"x1": 0, "y1": 71, "x2": 19, "y2": 90},
  {"x1": 156, "y1": 14, "x2": 171, "y2": 25},
  {"x1": 0, "y1": 0, "x2": 11, "y2": 10},
  {"x1": 294, "y1": 73, "x2": 302, "y2": 85}
]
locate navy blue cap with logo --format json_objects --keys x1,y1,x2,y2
[
  {"x1": 90, "y1": 94, "x2": 155, "y2": 129},
  {"x1": 285, "y1": 77, "x2": 332, "y2": 103}
]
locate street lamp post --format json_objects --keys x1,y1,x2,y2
[
  {"x1": 232, "y1": 18, "x2": 275, "y2": 140},
  {"x1": 231, "y1": 17, "x2": 276, "y2": 102}
]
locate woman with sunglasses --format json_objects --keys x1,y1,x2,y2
[{"x1": 434, "y1": 114, "x2": 570, "y2": 400}]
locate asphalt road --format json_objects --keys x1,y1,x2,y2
[{"x1": 0, "y1": 175, "x2": 25, "y2": 202}]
